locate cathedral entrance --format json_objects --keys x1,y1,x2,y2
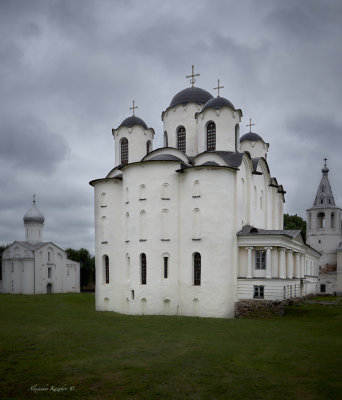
[{"x1": 46, "y1": 283, "x2": 52, "y2": 294}]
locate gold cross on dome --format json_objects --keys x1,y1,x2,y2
[
  {"x1": 186, "y1": 65, "x2": 200, "y2": 87},
  {"x1": 246, "y1": 118, "x2": 255, "y2": 132},
  {"x1": 129, "y1": 100, "x2": 138, "y2": 116},
  {"x1": 213, "y1": 79, "x2": 224, "y2": 97}
]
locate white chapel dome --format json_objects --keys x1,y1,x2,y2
[{"x1": 23, "y1": 199, "x2": 45, "y2": 224}]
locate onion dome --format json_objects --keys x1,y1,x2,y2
[
  {"x1": 169, "y1": 87, "x2": 213, "y2": 108},
  {"x1": 118, "y1": 115, "x2": 148, "y2": 130},
  {"x1": 23, "y1": 197, "x2": 45, "y2": 224},
  {"x1": 201, "y1": 96, "x2": 235, "y2": 112},
  {"x1": 240, "y1": 132, "x2": 264, "y2": 142}
]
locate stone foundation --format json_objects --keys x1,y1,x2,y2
[{"x1": 235, "y1": 298, "x2": 302, "y2": 318}]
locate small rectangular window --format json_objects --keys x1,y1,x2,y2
[
  {"x1": 253, "y1": 285, "x2": 264, "y2": 299},
  {"x1": 163, "y1": 257, "x2": 168, "y2": 279},
  {"x1": 320, "y1": 284, "x2": 326, "y2": 293},
  {"x1": 255, "y1": 250, "x2": 266, "y2": 270},
  {"x1": 131, "y1": 290, "x2": 135, "y2": 300}
]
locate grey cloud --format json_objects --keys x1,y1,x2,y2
[{"x1": 0, "y1": 116, "x2": 69, "y2": 173}]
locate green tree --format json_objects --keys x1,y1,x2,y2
[
  {"x1": 65, "y1": 248, "x2": 95, "y2": 291},
  {"x1": 283, "y1": 213, "x2": 307, "y2": 237}
]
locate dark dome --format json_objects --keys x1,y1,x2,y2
[
  {"x1": 169, "y1": 87, "x2": 213, "y2": 108},
  {"x1": 119, "y1": 115, "x2": 148, "y2": 130},
  {"x1": 240, "y1": 132, "x2": 264, "y2": 142},
  {"x1": 201, "y1": 96, "x2": 235, "y2": 112}
]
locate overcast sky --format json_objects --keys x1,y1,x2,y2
[{"x1": 1, "y1": 0, "x2": 341, "y2": 254}]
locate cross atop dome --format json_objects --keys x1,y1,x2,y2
[
  {"x1": 186, "y1": 65, "x2": 200, "y2": 87},
  {"x1": 129, "y1": 100, "x2": 138, "y2": 116},
  {"x1": 213, "y1": 79, "x2": 224, "y2": 97},
  {"x1": 33, "y1": 193, "x2": 36, "y2": 205},
  {"x1": 246, "y1": 118, "x2": 255, "y2": 133},
  {"x1": 324, "y1": 157, "x2": 328, "y2": 168}
]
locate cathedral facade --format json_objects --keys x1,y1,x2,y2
[
  {"x1": 90, "y1": 71, "x2": 320, "y2": 318},
  {"x1": 1, "y1": 198, "x2": 80, "y2": 294}
]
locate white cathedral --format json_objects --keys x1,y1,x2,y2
[
  {"x1": 1, "y1": 197, "x2": 80, "y2": 294},
  {"x1": 90, "y1": 69, "x2": 322, "y2": 318}
]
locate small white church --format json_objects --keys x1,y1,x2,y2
[
  {"x1": 90, "y1": 68, "x2": 321, "y2": 318},
  {"x1": 1, "y1": 197, "x2": 80, "y2": 294}
]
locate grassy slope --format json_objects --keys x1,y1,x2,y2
[{"x1": 0, "y1": 294, "x2": 341, "y2": 400}]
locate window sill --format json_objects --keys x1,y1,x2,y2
[
  {"x1": 139, "y1": 239, "x2": 147, "y2": 242},
  {"x1": 192, "y1": 195, "x2": 201, "y2": 198},
  {"x1": 100, "y1": 205, "x2": 107, "y2": 208},
  {"x1": 192, "y1": 238, "x2": 201, "y2": 241},
  {"x1": 161, "y1": 198, "x2": 170, "y2": 200},
  {"x1": 101, "y1": 241, "x2": 108, "y2": 244},
  {"x1": 139, "y1": 198, "x2": 146, "y2": 201},
  {"x1": 161, "y1": 239, "x2": 170, "y2": 241}
]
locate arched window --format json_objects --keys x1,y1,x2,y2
[
  {"x1": 125, "y1": 187, "x2": 129, "y2": 203},
  {"x1": 141, "y1": 253, "x2": 147, "y2": 285},
  {"x1": 164, "y1": 131, "x2": 168, "y2": 147},
  {"x1": 100, "y1": 192, "x2": 106, "y2": 207},
  {"x1": 161, "y1": 209, "x2": 169, "y2": 240},
  {"x1": 146, "y1": 140, "x2": 151, "y2": 154},
  {"x1": 317, "y1": 212, "x2": 325, "y2": 228},
  {"x1": 101, "y1": 216, "x2": 106, "y2": 242},
  {"x1": 139, "y1": 184, "x2": 146, "y2": 200},
  {"x1": 193, "y1": 180, "x2": 200, "y2": 197},
  {"x1": 177, "y1": 126, "x2": 186, "y2": 153},
  {"x1": 193, "y1": 253, "x2": 201, "y2": 286},
  {"x1": 121, "y1": 138, "x2": 128, "y2": 165},
  {"x1": 48, "y1": 267, "x2": 51, "y2": 279},
  {"x1": 206, "y1": 122, "x2": 216, "y2": 151},
  {"x1": 161, "y1": 183, "x2": 170, "y2": 199},
  {"x1": 103, "y1": 255, "x2": 109, "y2": 284},
  {"x1": 235, "y1": 124, "x2": 240, "y2": 151},
  {"x1": 140, "y1": 210, "x2": 146, "y2": 240},
  {"x1": 192, "y1": 209, "x2": 201, "y2": 239},
  {"x1": 162, "y1": 253, "x2": 170, "y2": 279},
  {"x1": 125, "y1": 212, "x2": 129, "y2": 241},
  {"x1": 331, "y1": 212, "x2": 335, "y2": 229}
]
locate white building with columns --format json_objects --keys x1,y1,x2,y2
[
  {"x1": 306, "y1": 163, "x2": 342, "y2": 295},
  {"x1": 1, "y1": 198, "x2": 80, "y2": 294},
  {"x1": 90, "y1": 70, "x2": 320, "y2": 318}
]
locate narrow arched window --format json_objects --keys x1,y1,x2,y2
[
  {"x1": 177, "y1": 126, "x2": 186, "y2": 152},
  {"x1": 139, "y1": 184, "x2": 146, "y2": 200},
  {"x1": 121, "y1": 138, "x2": 128, "y2": 165},
  {"x1": 125, "y1": 212, "x2": 129, "y2": 241},
  {"x1": 140, "y1": 210, "x2": 146, "y2": 240},
  {"x1": 141, "y1": 253, "x2": 147, "y2": 285},
  {"x1": 193, "y1": 253, "x2": 201, "y2": 286},
  {"x1": 101, "y1": 216, "x2": 106, "y2": 242},
  {"x1": 206, "y1": 122, "x2": 216, "y2": 151},
  {"x1": 331, "y1": 212, "x2": 335, "y2": 228},
  {"x1": 104, "y1": 255, "x2": 109, "y2": 284},
  {"x1": 193, "y1": 180, "x2": 200, "y2": 197},
  {"x1": 146, "y1": 140, "x2": 151, "y2": 154},
  {"x1": 192, "y1": 209, "x2": 201, "y2": 239},
  {"x1": 100, "y1": 192, "x2": 106, "y2": 207},
  {"x1": 161, "y1": 183, "x2": 170, "y2": 199},
  {"x1": 235, "y1": 124, "x2": 240, "y2": 151},
  {"x1": 161, "y1": 209, "x2": 169, "y2": 240},
  {"x1": 48, "y1": 267, "x2": 51, "y2": 279},
  {"x1": 318, "y1": 212, "x2": 325, "y2": 228},
  {"x1": 164, "y1": 131, "x2": 168, "y2": 147}
]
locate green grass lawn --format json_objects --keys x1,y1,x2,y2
[{"x1": 0, "y1": 294, "x2": 341, "y2": 400}]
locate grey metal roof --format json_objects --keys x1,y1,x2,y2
[
  {"x1": 201, "y1": 96, "x2": 235, "y2": 112},
  {"x1": 169, "y1": 87, "x2": 213, "y2": 108},
  {"x1": 237, "y1": 225, "x2": 302, "y2": 238},
  {"x1": 240, "y1": 132, "x2": 264, "y2": 142},
  {"x1": 23, "y1": 202, "x2": 45, "y2": 224},
  {"x1": 118, "y1": 115, "x2": 148, "y2": 130},
  {"x1": 16, "y1": 241, "x2": 47, "y2": 251},
  {"x1": 215, "y1": 151, "x2": 243, "y2": 168},
  {"x1": 312, "y1": 166, "x2": 336, "y2": 208},
  {"x1": 147, "y1": 154, "x2": 184, "y2": 162},
  {"x1": 199, "y1": 161, "x2": 221, "y2": 167}
]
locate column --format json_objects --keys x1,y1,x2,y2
[
  {"x1": 287, "y1": 250, "x2": 293, "y2": 279},
  {"x1": 294, "y1": 253, "x2": 301, "y2": 278},
  {"x1": 300, "y1": 254, "x2": 305, "y2": 278},
  {"x1": 265, "y1": 247, "x2": 272, "y2": 279},
  {"x1": 246, "y1": 247, "x2": 253, "y2": 278},
  {"x1": 279, "y1": 248, "x2": 286, "y2": 279}
]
